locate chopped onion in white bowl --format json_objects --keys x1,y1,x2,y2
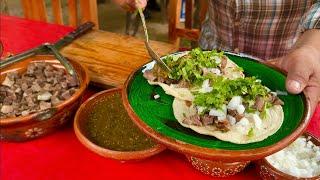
[{"x1": 266, "y1": 136, "x2": 320, "y2": 178}]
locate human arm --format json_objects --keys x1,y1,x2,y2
[
  {"x1": 269, "y1": 2, "x2": 320, "y2": 114},
  {"x1": 271, "y1": 30, "x2": 320, "y2": 114},
  {"x1": 112, "y1": 0, "x2": 147, "y2": 11}
]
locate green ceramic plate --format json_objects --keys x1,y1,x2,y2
[{"x1": 123, "y1": 51, "x2": 311, "y2": 160}]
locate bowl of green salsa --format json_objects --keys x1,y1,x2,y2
[{"x1": 74, "y1": 88, "x2": 165, "y2": 161}]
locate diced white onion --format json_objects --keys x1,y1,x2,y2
[
  {"x1": 154, "y1": 94, "x2": 160, "y2": 99},
  {"x1": 199, "y1": 79, "x2": 213, "y2": 93},
  {"x1": 215, "y1": 57, "x2": 221, "y2": 64},
  {"x1": 266, "y1": 136, "x2": 320, "y2": 178},
  {"x1": 209, "y1": 105, "x2": 226, "y2": 121},
  {"x1": 237, "y1": 117, "x2": 249, "y2": 127},
  {"x1": 209, "y1": 68, "x2": 221, "y2": 75},
  {"x1": 252, "y1": 114, "x2": 262, "y2": 129},
  {"x1": 37, "y1": 92, "x2": 52, "y2": 101},
  {"x1": 236, "y1": 104, "x2": 245, "y2": 114},
  {"x1": 227, "y1": 96, "x2": 242, "y2": 110},
  {"x1": 227, "y1": 115, "x2": 236, "y2": 125},
  {"x1": 197, "y1": 106, "x2": 206, "y2": 114}
]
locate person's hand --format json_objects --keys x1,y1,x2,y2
[
  {"x1": 268, "y1": 45, "x2": 320, "y2": 114},
  {"x1": 113, "y1": 0, "x2": 147, "y2": 11}
]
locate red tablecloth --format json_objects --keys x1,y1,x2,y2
[{"x1": 0, "y1": 15, "x2": 319, "y2": 180}]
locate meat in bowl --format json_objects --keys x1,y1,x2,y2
[{"x1": 0, "y1": 62, "x2": 79, "y2": 118}]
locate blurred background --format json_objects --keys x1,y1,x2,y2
[{"x1": 0, "y1": 0, "x2": 208, "y2": 47}]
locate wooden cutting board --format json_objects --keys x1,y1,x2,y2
[{"x1": 60, "y1": 30, "x2": 178, "y2": 87}]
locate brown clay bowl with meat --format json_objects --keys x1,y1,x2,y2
[{"x1": 0, "y1": 55, "x2": 89, "y2": 141}]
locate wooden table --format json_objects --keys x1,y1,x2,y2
[{"x1": 61, "y1": 30, "x2": 177, "y2": 87}]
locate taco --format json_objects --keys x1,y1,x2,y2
[
  {"x1": 143, "y1": 49, "x2": 244, "y2": 101},
  {"x1": 172, "y1": 76, "x2": 284, "y2": 144}
]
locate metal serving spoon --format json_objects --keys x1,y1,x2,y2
[{"x1": 136, "y1": 6, "x2": 171, "y2": 72}]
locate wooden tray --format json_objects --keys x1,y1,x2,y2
[{"x1": 60, "y1": 30, "x2": 178, "y2": 87}]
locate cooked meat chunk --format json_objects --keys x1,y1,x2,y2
[
  {"x1": 39, "y1": 101, "x2": 51, "y2": 110},
  {"x1": 143, "y1": 70, "x2": 156, "y2": 81},
  {"x1": 227, "y1": 109, "x2": 244, "y2": 121},
  {"x1": 31, "y1": 82, "x2": 42, "y2": 92},
  {"x1": 201, "y1": 115, "x2": 215, "y2": 125},
  {"x1": 21, "y1": 110, "x2": 30, "y2": 116},
  {"x1": 220, "y1": 56, "x2": 227, "y2": 69},
  {"x1": 176, "y1": 80, "x2": 190, "y2": 88},
  {"x1": 26, "y1": 63, "x2": 36, "y2": 75},
  {"x1": 157, "y1": 76, "x2": 165, "y2": 83},
  {"x1": 185, "y1": 101, "x2": 192, "y2": 107},
  {"x1": 273, "y1": 97, "x2": 284, "y2": 105},
  {"x1": 0, "y1": 62, "x2": 79, "y2": 118},
  {"x1": 183, "y1": 115, "x2": 202, "y2": 126},
  {"x1": 51, "y1": 96, "x2": 61, "y2": 106},
  {"x1": 214, "y1": 119, "x2": 230, "y2": 131},
  {"x1": 1, "y1": 105, "x2": 13, "y2": 114},
  {"x1": 268, "y1": 93, "x2": 284, "y2": 105},
  {"x1": 66, "y1": 76, "x2": 78, "y2": 87},
  {"x1": 61, "y1": 90, "x2": 71, "y2": 100},
  {"x1": 253, "y1": 96, "x2": 265, "y2": 112},
  {"x1": 2, "y1": 76, "x2": 14, "y2": 87}
]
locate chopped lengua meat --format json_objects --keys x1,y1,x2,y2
[
  {"x1": 0, "y1": 62, "x2": 79, "y2": 118},
  {"x1": 220, "y1": 56, "x2": 227, "y2": 69},
  {"x1": 61, "y1": 90, "x2": 71, "y2": 100},
  {"x1": 39, "y1": 101, "x2": 51, "y2": 110},
  {"x1": 214, "y1": 119, "x2": 230, "y2": 131},
  {"x1": 2, "y1": 76, "x2": 14, "y2": 87},
  {"x1": 176, "y1": 80, "x2": 190, "y2": 88},
  {"x1": 227, "y1": 109, "x2": 244, "y2": 121},
  {"x1": 143, "y1": 70, "x2": 156, "y2": 81},
  {"x1": 185, "y1": 101, "x2": 192, "y2": 107},
  {"x1": 201, "y1": 114, "x2": 214, "y2": 125},
  {"x1": 1, "y1": 105, "x2": 13, "y2": 114},
  {"x1": 183, "y1": 115, "x2": 202, "y2": 126},
  {"x1": 273, "y1": 98, "x2": 284, "y2": 105},
  {"x1": 253, "y1": 96, "x2": 265, "y2": 112}
]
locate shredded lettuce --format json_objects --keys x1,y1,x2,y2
[{"x1": 163, "y1": 48, "x2": 224, "y2": 84}]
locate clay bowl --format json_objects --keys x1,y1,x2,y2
[
  {"x1": 74, "y1": 88, "x2": 166, "y2": 161},
  {"x1": 122, "y1": 51, "x2": 311, "y2": 176},
  {"x1": 255, "y1": 132, "x2": 320, "y2": 180},
  {"x1": 0, "y1": 55, "x2": 89, "y2": 141},
  {"x1": 185, "y1": 155, "x2": 250, "y2": 177}
]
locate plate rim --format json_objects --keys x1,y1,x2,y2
[{"x1": 122, "y1": 51, "x2": 311, "y2": 161}]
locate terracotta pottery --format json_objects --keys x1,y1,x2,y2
[
  {"x1": 186, "y1": 155, "x2": 250, "y2": 177},
  {"x1": 0, "y1": 55, "x2": 89, "y2": 141},
  {"x1": 122, "y1": 53, "x2": 311, "y2": 162},
  {"x1": 255, "y1": 132, "x2": 320, "y2": 180},
  {"x1": 73, "y1": 88, "x2": 166, "y2": 161}
]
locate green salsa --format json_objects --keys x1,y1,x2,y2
[{"x1": 85, "y1": 92, "x2": 156, "y2": 151}]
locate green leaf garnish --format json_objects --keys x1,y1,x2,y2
[
  {"x1": 247, "y1": 128, "x2": 254, "y2": 137},
  {"x1": 194, "y1": 76, "x2": 269, "y2": 110},
  {"x1": 163, "y1": 48, "x2": 223, "y2": 84}
]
